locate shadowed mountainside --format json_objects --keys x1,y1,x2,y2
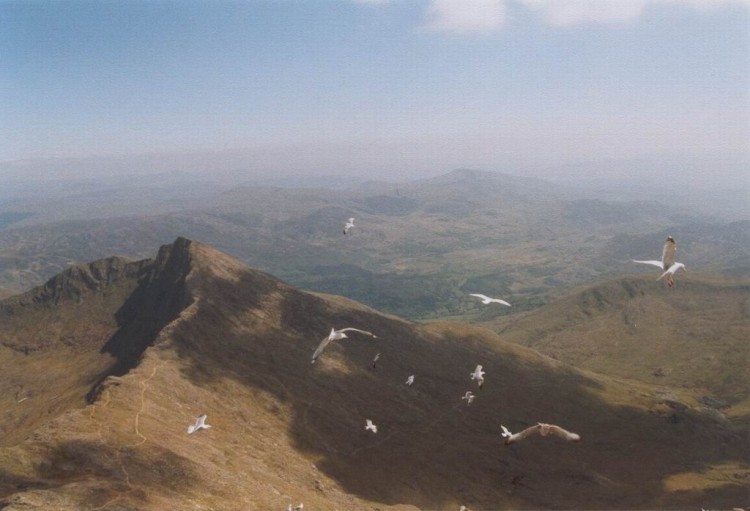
[{"x1": 0, "y1": 238, "x2": 747, "y2": 510}]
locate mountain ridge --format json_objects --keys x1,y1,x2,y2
[
  {"x1": 488, "y1": 274, "x2": 750, "y2": 410},
  {"x1": 0, "y1": 238, "x2": 747, "y2": 509}
]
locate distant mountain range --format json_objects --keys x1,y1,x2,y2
[
  {"x1": 0, "y1": 169, "x2": 747, "y2": 321},
  {"x1": 1, "y1": 238, "x2": 746, "y2": 510}
]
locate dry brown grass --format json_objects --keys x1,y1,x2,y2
[{"x1": 1, "y1": 239, "x2": 747, "y2": 510}]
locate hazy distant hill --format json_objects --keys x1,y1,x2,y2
[
  {"x1": 0, "y1": 170, "x2": 747, "y2": 320},
  {"x1": 1, "y1": 239, "x2": 746, "y2": 510}
]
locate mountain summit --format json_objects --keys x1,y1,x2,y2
[{"x1": 0, "y1": 238, "x2": 746, "y2": 510}]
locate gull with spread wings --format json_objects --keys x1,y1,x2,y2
[
  {"x1": 501, "y1": 423, "x2": 580, "y2": 445},
  {"x1": 469, "y1": 293, "x2": 511, "y2": 307},
  {"x1": 187, "y1": 414, "x2": 212, "y2": 435},
  {"x1": 632, "y1": 236, "x2": 686, "y2": 288},
  {"x1": 343, "y1": 217, "x2": 355, "y2": 235},
  {"x1": 470, "y1": 365, "x2": 485, "y2": 389},
  {"x1": 311, "y1": 327, "x2": 377, "y2": 363}
]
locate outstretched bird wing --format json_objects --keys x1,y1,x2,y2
[
  {"x1": 311, "y1": 334, "x2": 335, "y2": 363},
  {"x1": 545, "y1": 424, "x2": 581, "y2": 442},
  {"x1": 504, "y1": 424, "x2": 542, "y2": 444},
  {"x1": 337, "y1": 328, "x2": 376, "y2": 338},
  {"x1": 469, "y1": 293, "x2": 493, "y2": 304},
  {"x1": 632, "y1": 259, "x2": 664, "y2": 268},
  {"x1": 504, "y1": 423, "x2": 580, "y2": 444},
  {"x1": 657, "y1": 262, "x2": 684, "y2": 281}
]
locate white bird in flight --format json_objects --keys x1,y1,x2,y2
[
  {"x1": 462, "y1": 391, "x2": 475, "y2": 405},
  {"x1": 187, "y1": 414, "x2": 212, "y2": 434},
  {"x1": 470, "y1": 365, "x2": 485, "y2": 389},
  {"x1": 372, "y1": 352, "x2": 380, "y2": 369},
  {"x1": 311, "y1": 327, "x2": 377, "y2": 363},
  {"x1": 632, "y1": 236, "x2": 686, "y2": 288},
  {"x1": 469, "y1": 293, "x2": 511, "y2": 307},
  {"x1": 365, "y1": 419, "x2": 378, "y2": 433},
  {"x1": 501, "y1": 423, "x2": 581, "y2": 445},
  {"x1": 343, "y1": 217, "x2": 355, "y2": 235},
  {"x1": 405, "y1": 375, "x2": 415, "y2": 386}
]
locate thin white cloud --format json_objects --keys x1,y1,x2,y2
[
  {"x1": 423, "y1": 0, "x2": 508, "y2": 34},
  {"x1": 519, "y1": 0, "x2": 649, "y2": 25},
  {"x1": 410, "y1": 0, "x2": 749, "y2": 34},
  {"x1": 520, "y1": 0, "x2": 750, "y2": 26}
]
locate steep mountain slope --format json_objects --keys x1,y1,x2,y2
[
  {"x1": 489, "y1": 276, "x2": 750, "y2": 410},
  {"x1": 0, "y1": 239, "x2": 747, "y2": 510}
]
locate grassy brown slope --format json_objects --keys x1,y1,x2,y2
[
  {"x1": 488, "y1": 275, "x2": 750, "y2": 408},
  {"x1": 0, "y1": 239, "x2": 747, "y2": 510},
  {"x1": 0, "y1": 256, "x2": 148, "y2": 447}
]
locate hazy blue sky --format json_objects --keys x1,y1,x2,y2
[{"x1": 1, "y1": 0, "x2": 748, "y2": 179}]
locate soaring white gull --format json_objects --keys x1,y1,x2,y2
[
  {"x1": 311, "y1": 327, "x2": 377, "y2": 363},
  {"x1": 470, "y1": 365, "x2": 485, "y2": 389},
  {"x1": 365, "y1": 419, "x2": 378, "y2": 433},
  {"x1": 501, "y1": 423, "x2": 580, "y2": 445},
  {"x1": 461, "y1": 391, "x2": 475, "y2": 405},
  {"x1": 632, "y1": 236, "x2": 686, "y2": 288},
  {"x1": 469, "y1": 293, "x2": 511, "y2": 307},
  {"x1": 405, "y1": 375, "x2": 415, "y2": 386},
  {"x1": 187, "y1": 414, "x2": 212, "y2": 434},
  {"x1": 343, "y1": 217, "x2": 355, "y2": 235}
]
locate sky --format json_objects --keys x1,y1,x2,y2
[{"x1": 1, "y1": 0, "x2": 748, "y2": 182}]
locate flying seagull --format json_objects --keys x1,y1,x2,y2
[
  {"x1": 343, "y1": 217, "x2": 355, "y2": 235},
  {"x1": 469, "y1": 294, "x2": 511, "y2": 307},
  {"x1": 470, "y1": 365, "x2": 485, "y2": 389},
  {"x1": 365, "y1": 419, "x2": 378, "y2": 433},
  {"x1": 187, "y1": 414, "x2": 212, "y2": 434},
  {"x1": 461, "y1": 391, "x2": 475, "y2": 405},
  {"x1": 371, "y1": 352, "x2": 380, "y2": 369},
  {"x1": 632, "y1": 236, "x2": 686, "y2": 288},
  {"x1": 311, "y1": 327, "x2": 377, "y2": 363},
  {"x1": 405, "y1": 375, "x2": 415, "y2": 386},
  {"x1": 501, "y1": 423, "x2": 581, "y2": 445}
]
